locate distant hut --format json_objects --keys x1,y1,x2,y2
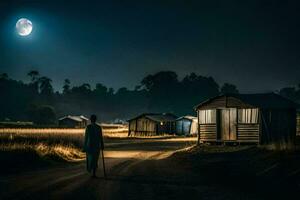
[
  {"x1": 195, "y1": 93, "x2": 299, "y2": 145},
  {"x1": 128, "y1": 113, "x2": 177, "y2": 136},
  {"x1": 175, "y1": 116, "x2": 198, "y2": 135},
  {"x1": 58, "y1": 115, "x2": 89, "y2": 128}
]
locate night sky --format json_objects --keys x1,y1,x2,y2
[{"x1": 1, "y1": 0, "x2": 299, "y2": 92}]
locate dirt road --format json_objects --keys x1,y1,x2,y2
[{"x1": 0, "y1": 137, "x2": 197, "y2": 200}]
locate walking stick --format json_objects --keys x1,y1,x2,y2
[{"x1": 101, "y1": 148, "x2": 106, "y2": 179}]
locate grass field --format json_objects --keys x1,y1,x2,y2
[
  {"x1": 0, "y1": 124, "x2": 128, "y2": 163},
  {"x1": 0, "y1": 124, "x2": 186, "y2": 164}
]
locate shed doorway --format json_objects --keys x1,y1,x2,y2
[
  {"x1": 181, "y1": 120, "x2": 191, "y2": 135},
  {"x1": 220, "y1": 108, "x2": 237, "y2": 141},
  {"x1": 176, "y1": 120, "x2": 191, "y2": 135}
]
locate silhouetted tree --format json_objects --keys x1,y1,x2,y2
[
  {"x1": 93, "y1": 83, "x2": 109, "y2": 110},
  {"x1": 134, "y1": 85, "x2": 142, "y2": 91},
  {"x1": 220, "y1": 83, "x2": 239, "y2": 94},
  {"x1": 141, "y1": 71, "x2": 179, "y2": 112},
  {"x1": 0, "y1": 73, "x2": 8, "y2": 80},
  {"x1": 180, "y1": 73, "x2": 219, "y2": 114},
  {"x1": 6, "y1": 70, "x2": 300, "y2": 123},
  {"x1": 71, "y1": 83, "x2": 91, "y2": 96},
  {"x1": 0, "y1": 77, "x2": 35, "y2": 120},
  {"x1": 279, "y1": 87, "x2": 298, "y2": 101},
  {"x1": 63, "y1": 79, "x2": 71, "y2": 94},
  {"x1": 108, "y1": 88, "x2": 114, "y2": 96},
  {"x1": 27, "y1": 70, "x2": 39, "y2": 82},
  {"x1": 39, "y1": 76, "x2": 54, "y2": 97},
  {"x1": 116, "y1": 87, "x2": 129, "y2": 94},
  {"x1": 27, "y1": 70, "x2": 40, "y2": 93},
  {"x1": 182, "y1": 73, "x2": 219, "y2": 98},
  {"x1": 29, "y1": 105, "x2": 56, "y2": 125},
  {"x1": 95, "y1": 83, "x2": 108, "y2": 95}
]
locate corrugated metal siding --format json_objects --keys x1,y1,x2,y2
[
  {"x1": 137, "y1": 117, "x2": 156, "y2": 134},
  {"x1": 129, "y1": 117, "x2": 157, "y2": 136},
  {"x1": 199, "y1": 124, "x2": 217, "y2": 141},
  {"x1": 199, "y1": 123, "x2": 259, "y2": 143},
  {"x1": 237, "y1": 124, "x2": 259, "y2": 143},
  {"x1": 190, "y1": 121, "x2": 198, "y2": 135},
  {"x1": 129, "y1": 119, "x2": 136, "y2": 131},
  {"x1": 176, "y1": 119, "x2": 191, "y2": 135}
]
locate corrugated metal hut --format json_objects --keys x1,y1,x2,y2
[
  {"x1": 195, "y1": 93, "x2": 299, "y2": 145},
  {"x1": 175, "y1": 116, "x2": 198, "y2": 135},
  {"x1": 128, "y1": 113, "x2": 177, "y2": 136},
  {"x1": 58, "y1": 115, "x2": 89, "y2": 128}
]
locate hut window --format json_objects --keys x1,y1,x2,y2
[
  {"x1": 199, "y1": 110, "x2": 216, "y2": 124},
  {"x1": 238, "y1": 109, "x2": 259, "y2": 123}
]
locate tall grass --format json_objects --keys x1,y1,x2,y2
[{"x1": 0, "y1": 125, "x2": 128, "y2": 162}]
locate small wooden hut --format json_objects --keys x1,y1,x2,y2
[
  {"x1": 128, "y1": 113, "x2": 177, "y2": 136},
  {"x1": 175, "y1": 116, "x2": 198, "y2": 135},
  {"x1": 195, "y1": 93, "x2": 299, "y2": 145},
  {"x1": 58, "y1": 115, "x2": 89, "y2": 128}
]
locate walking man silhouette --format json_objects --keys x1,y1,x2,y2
[{"x1": 84, "y1": 114, "x2": 104, "y2": 178}]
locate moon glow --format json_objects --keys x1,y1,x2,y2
[{"x1": 16, "y1": 18, "x2": 33, "y2": 36}]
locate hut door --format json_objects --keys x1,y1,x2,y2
[
  {"x1": 220, "y1": 109, "x2": 237, "y2": 140},
  {"x1": 183, "y1": 120, "x2": 191, "y2": 135}
]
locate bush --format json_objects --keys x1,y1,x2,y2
[{"x1": 29, "y1": 105, "x2": 57, "y2": 125}]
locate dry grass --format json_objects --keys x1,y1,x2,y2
[
  {"x1": 0, "y1": 124, "x2": 128, "y2": 137},
  {"x1": 0, "y1": 125, "x2": 128, "y2": 162},
  {"x1": 0, "y1": 143, "x2": 85, "y2": 162}
]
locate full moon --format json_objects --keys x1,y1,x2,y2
[{"x1": 16, "y1": 18, "x2": 33, "y2": 36}]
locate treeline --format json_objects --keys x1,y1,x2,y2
[
  {"x1": 278, "y1": 85, "x2": 300, "y2": 103},
  {"x1": 0, "y1": 71, "x2": 298, "y2": 124}
]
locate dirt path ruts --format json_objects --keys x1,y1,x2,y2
[{"x1": 0, "y1": 137, "x2": 195, "y2": 200}]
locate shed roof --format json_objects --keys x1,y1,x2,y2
[
  {"x1": 176, "y1": 115, "x2": 197, "y2": 121},
  {"x1": 195, "y1": 93, "x2": 299, "y2": 109},
  {"x1": 128, "y1": 113, "x2": 178, "y2": 122},
  {"x1": 59, "y1": 115, "x2": 89, "y2": 122}
]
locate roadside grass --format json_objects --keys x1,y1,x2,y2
[
  {"x1": 0, "y1": 143, "x2": 84, "y2": 175},
  {"x1": 0, "y1": 143, "x2": 85, "y2": 162},
  {"x1": 0, "y1": 126, "x2": 128, "y2": 166},
  {"x1": 0, "y1": 125, "x2": 187, "y2": 164}
]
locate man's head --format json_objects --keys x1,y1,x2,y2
[{"x1": 90, "y1": 114, "x2": 97, "y2": 123}]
